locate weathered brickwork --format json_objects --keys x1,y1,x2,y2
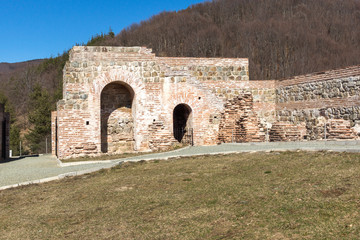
[
  {"x1": 52, "y1": 46, "x2": 360, "y2": 159},
  {"x1": 0, "y1": 104, "x2": 10, "y2": 161},
  {"x1": 269, "y1": 122, "x2": 306, "y2": 142},
  {"x1": 326, "y1": 119, "x2": 357, "y2": 140},
  {"x1": 218, "y1": 93, "x2": 265, "y2": 143}
]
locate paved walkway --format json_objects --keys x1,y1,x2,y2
[{"x1": 1, "y1": 140, "x2": 360, "y2": 190}]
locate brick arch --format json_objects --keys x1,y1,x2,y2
[
  {"x1": 165, "y1": 90, "x2": 199, "y2": 114},
  {"x1": 164, "y1": 84, "x2": 224, "y2": 115},
  {"x1": 100, "y1": 82, "x2": 135, "y2": 153},
  {"x1": 90, "y1": 68, "x2": 146, "y2": 152},
  {"x1": 173, "y1": 103, "x2": 193, "y2": 143},
  {"x1": 163, "y1": 87, "x2": 221, "y2": 146},
  {"x1": 90, "y1": 68, "x2": 145, "y2": 98}
]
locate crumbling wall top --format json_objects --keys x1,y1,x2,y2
[
  {"x1": 71, "y1": 46, "x2": 154, "y2": 54},
  {"x1": 157, "y1": 57, "x2": 248, "y2": 67},
  {"x1": 69, "y1": 46, "x2": 156, "y2": 61},
  {"x1": 277, "y1": 65, "x2": 360, "y2": 87},
  {"x1": 68, "y1": 46, "x2": 248, "y2": 67}
]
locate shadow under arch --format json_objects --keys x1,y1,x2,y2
[
  {"x1": 101, "y1": 81, "x2": 135, "y2": 153},
  {"x1": 173, "y1": 103, "x2": 193, "y2": 142}
]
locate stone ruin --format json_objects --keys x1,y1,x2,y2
[
  {"x1": 52, "y1": 46, "x2": 360, "y2": 159},
  {"x1": 0, "y1": 103, "x2": 10, "y2": 161}
]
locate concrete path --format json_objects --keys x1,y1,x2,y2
[{"x1": 1, "y1": 140, "x2": 360, "y2": 190}]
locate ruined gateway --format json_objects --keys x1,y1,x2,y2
[{"x1": 52, "y1": 46, "x2": 360, "y2": 159}]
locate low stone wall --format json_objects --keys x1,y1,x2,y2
[
  {"x1": 277, "y1": 76, "x2": 360, "y2": 103},
  {"x1": 275, "y1": 66, "x2": 360, "y2": 140}
]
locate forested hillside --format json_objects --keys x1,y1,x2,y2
[
  {"x1": 0, "y1": 55, "x2": 67, "y2": 154},
  {"x1": 109, "y1": 0, "x2": 360, "y2": 80},
  {"x1": 1, "y1": 0, "x2": 360, "y2": 154}
]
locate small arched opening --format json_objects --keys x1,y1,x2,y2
[
  {"x1": 173, "y1": 104, "x2": 193, "y2": 143},
  {"x1": 101, "y1": 81, "x2": 135, "y2": 153}
]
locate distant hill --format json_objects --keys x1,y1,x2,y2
[
  {"x1": 102, "y1": 0, "x2": 360, "y2": 80},
  {"x1": 0, "y1": 59, "x2": 44, "y2": 88},
  {"x1": 0, "y1": 55, "x2": 65, "y2": 131},
  {"x1": 0, "y1": 59, "x2": 43, "y2": 76}
]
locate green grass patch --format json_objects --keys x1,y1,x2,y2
[{"x1": 1, "y1": 151, "x2": 360, "y2": 239}]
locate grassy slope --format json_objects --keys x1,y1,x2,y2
[{"x1": 1, "y1": 151, "x2": 360, "y2": 239}]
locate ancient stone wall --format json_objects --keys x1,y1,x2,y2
[
  {"x1": 54, "y1": 46, "x2": 272, "y2": 159},
  {"x1": 53, "y1": 46, "x2": 360, "y2": 159},
  {"x1": 0, "y1": 104, "x2": 10, "y2": 161},
  {"x1": 275, "y1": 65, "x2": 360, "y2": 140}
]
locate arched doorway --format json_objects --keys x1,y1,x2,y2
[
  {"x1": 173, "y1": 104, "x2": 193, "y2": 144},
  {"x1": 101, "y1": 82, "x2": 135, "y2": 153}
]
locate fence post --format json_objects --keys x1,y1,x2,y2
[
  {"x1": 46, "y1": 137, "x2": 48, "y2": 154},
  {"x1": 191, "y1": 128, "x2": 194, "y2": 146},
  {"x1": 19, "y1": 141, "x2": 22, "y2": 157},
  {"x1": 324, "y1": 122, "x2": 327, "y2": 140},
  {"x1": 266, "y1": 127, "x2": 269, "y2": 142}
]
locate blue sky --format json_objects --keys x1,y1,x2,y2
[{"x1": 0, "y1": 0, "x2": 206, "y2": 63}]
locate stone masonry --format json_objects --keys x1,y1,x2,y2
[
  {"x1": 53, "y1": 46, "x2": 273, "y2": 159},
  {"x1": 276, "y1": 65, "x2": 360, "y2": 140},
  {"x1": 0, "y1": 104, "x2": 10, "y2": 161},
  {"x1": 52, "y1": 46, "x2": 360, "y2": 159}
]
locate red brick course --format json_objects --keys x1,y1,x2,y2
[
  {"x1": 269, "y1": 122, "x2": 306, "y2": 142},
  {"x1": 218, "y1": 93, "x2": 265, "y2": 143}
]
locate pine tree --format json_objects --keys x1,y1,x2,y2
[{"x1": 25, "y1": 84, "x2": 52, "y2": 153}]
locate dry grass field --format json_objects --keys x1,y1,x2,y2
[{"x1": 1, "y1": 151, "x2": 360, "y2": 239}]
